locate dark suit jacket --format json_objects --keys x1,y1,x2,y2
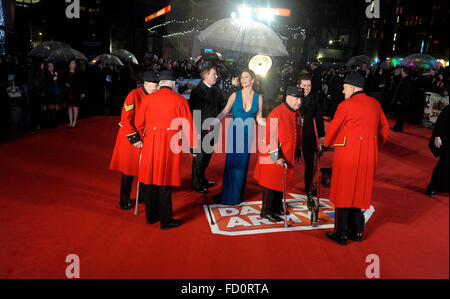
[
  {"x1": 300, "y1": 93, "x2": 325, "y2": 157},
  {"x1": 393, "y1": 76, "x2": 414, "y2": 106},
  {"x1": 189, "y1": 81, "x2": 222, "y2": 138}
]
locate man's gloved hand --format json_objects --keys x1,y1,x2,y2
[{"x1": 295, "y1": 148, "x2": 301, "y2": 163}]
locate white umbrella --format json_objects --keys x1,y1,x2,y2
[
  {"x1": 91, "y1": 54, "x2": 124, "y2": 66},
  {"x1": 197, "y1": 18, "x2": 289, "y2": 57},
  {"x1": 28, "y1": 41, "x2": 71, "y2": 58},
  {"x1": 48, "y1": 48, "x2": 88, "y2": 62},
  {"x1": 111, "y1": 49, "x2": 139, "y2": 65}
]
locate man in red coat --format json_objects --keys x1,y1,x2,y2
[
  {"x1": 254, "y1": 86, "x2": 303, "y2": 222},
  {"x1": 109, "y1": 71, "x2": 159, "y2": 210},
  {"x1": 321, "y1": 73, "x2": 389, "y2": 245},
  {"x1": 135, "y1": 70, "x2": 198, "y2": 230}
]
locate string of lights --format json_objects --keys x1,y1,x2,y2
[
  {"x1": 151, "y1": 17, "x2": 306, "y2": 40},
  {"x1": 149, "y1": 17, "x2": 213, "y2": 31}
]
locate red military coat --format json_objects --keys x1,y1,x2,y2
[
  {"x1": 135, "y1": 87, "x2": 198, "y2": 186},
  {"x1": 109, "y1": 87, "x2": 150, "y2": 176},
  {"x1": 254, "y1": 103, "x2": 302, "y2": 192},
  {"x1": 323, "y1": 91, "x2": 390, "y2": 209}
]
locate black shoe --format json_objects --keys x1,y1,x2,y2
[
  {"x1": 120, "y1": 202, "x2": 132, "y2": 210},
  {"x1": 260, "y1": 213, "x2": 283, "y2": 222},
  {"x1": 192, "y1": 186, "x2": 208, "y2": 193},
  {"x1": 161, "y1": 219, "x2": 182, "y2": 230},
  {"x1": 348, "y1": 232, "x2": 363, "y2": 242},
  {"x1": 325, "y1": 231, "x2": 347, "y2": 246}
]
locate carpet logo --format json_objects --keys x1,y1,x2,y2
[{"x1": 204, "y1": 193, "x2": 375, "y2": 236}]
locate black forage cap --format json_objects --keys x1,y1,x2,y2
[
  {"x1": 343, "y1": 73, "x2": 366, "y2": 88},
  {"x1": 143, "y1": 71, "x2": 158, "y2": 83},
  {"x1": 158, "y1": 70, "x2": 177, "y2": 81}
]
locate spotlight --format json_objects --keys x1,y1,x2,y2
[{"x1": 238, "y1": 6, "x2": 252, "y2": 19}]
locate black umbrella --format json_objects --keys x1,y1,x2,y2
[
  {"x1": 91, "y1": 54, "x2": 124, "y2": 66},
  {"x1": 28, "y1": 41, "x2": 71, "y2": 58},
  {"x1": 111, "y1": 49, "x2": 138, "y2": 65},
  {"x1": 347, "y1": 55, "x2": 371, "y2": 67},
  {"x1": 47, "y1": 48, "x2": 88, "y2": 62}
]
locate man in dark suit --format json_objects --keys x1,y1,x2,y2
[
  {"x1": 297, "y1": 74, "x2": 325, "y2": 195},
  {"x1": 189, "y1": 65, "x2": 222, "y2": 193},
  {"x1": 392, "y1": 67, "x2": 414, "y2": 132}
]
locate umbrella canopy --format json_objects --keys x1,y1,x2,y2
[
  {"x1": 111, "y1": 49, "x2": 138, "y2": 65},
  {"x1": 401, "y1": 54, "x2": 439, "y2": 70},
  {"x1": 347, "y1": 55, "x2": 371, "y2": 67},
  {"x1": 47, "y1": 48, "x2": 88, "y2": 62},
  {"x1": 201, "y1": 52, "x2": 225, "y2": 63},
  {"x1": 28, "y1": 41, "x2": 71, "y2": 58},
  {"x1": 197, "y1": 18, "x2": 289, "y2": 57},
  {"x1": 91, "y1": 54, "x2": 124, "y2": 66}
]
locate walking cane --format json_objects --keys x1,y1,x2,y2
[
  {"x1": 282, "y1": 162, "x2": 289, "y2": 228},
  {"x1": 134, "y1": 152, "x2": 142, "y2": 216},
  {"x1": 203, "y1": 192, "x2": 215, "y2": 225}
]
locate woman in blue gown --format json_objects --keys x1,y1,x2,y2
[{"x1": 212, "y1": 69, "x2": 265, "y2": 205}]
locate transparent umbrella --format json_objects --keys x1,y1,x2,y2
[
  {"x1": 47, "y1": 48, "x2": 88, "y2": 62},
  {"x1": 28, "y1": 41, "x2": 71, "y2": 58},
  {"x1": 347, "y1": 55, "x2": 371, "y2": 67},
  {"x1": 111, "y1": 49, "x2": 139, "y2": 65},
  {"x1": 197, "y1": 18, "x2": 289, "y2": 57},
  {"x1": 401, "y1": 54, "x2": 439, "y2": 70},
  {"x1": 91, "y1": 54, "x2": 124, "y2": 66}
]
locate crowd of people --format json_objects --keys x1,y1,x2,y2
[{"x1": 1, "y1": 49, "x2": 448, "y2": 243}]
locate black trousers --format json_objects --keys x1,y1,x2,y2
[
  {"x1": 334, "y1": 207, "x2": 365, "y2": 236},
  {"x1": 429, "y1": 148, "x2": 449, "y2": 192},
  {"x1": 261, "y1": 188, "x2": 283, "y2": 216},
  {"x1": 393, "y1": 103, "x2": 409, "y2": 131},
  {"x1": 191, "y1": 151, "x2": 213, "y2": 189},
  {"x1": 120, "y1": 174, "x2": 144, "y2": 205},
  {"x1": 143, "y1": 184, "x2": 173, "y2": 226},
  {"x1": 303, "y1": 152, "x2": 315, "y2": 193}
]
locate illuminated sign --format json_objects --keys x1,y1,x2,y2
[{"x1": 145, "y1": 5, "x2": 171, "y2": 22}]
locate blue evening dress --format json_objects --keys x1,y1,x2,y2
[{"x1": 220, "y1": 89, "x2": 259, "y2": 205}]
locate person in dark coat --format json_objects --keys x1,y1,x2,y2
[
  {"x1": 297, "y1": 74, "x2": 325, "y2": 195},
  {"x1": 427, "y1": 105, "x2": 449, "y2": 197},
  {"x1": 189, "y1": 65, "x2": 222, "y2": 193},
  {"x1": 326, "y1": 66, "x2": 346, "y2": 118},
  {"x1": 392, "y1": 67, "x2": 414, "y2": 132},
  {"x1": 63, "y1": 59, "x2": 86, "y2": 128},
  {"x1": 27, "y1": 60, "x2": 47, "y2": 130}
]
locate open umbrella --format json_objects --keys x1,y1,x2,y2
[
  {"x1": 91, "y1": 54, "x2": 124, "y2": 66},
  {"x1": 401, "y1": 54, "x2": 439, "y2": 70},
  {"x1": 197, "y1": 18, "x2": 289, "y2": 57},
  {"x1": 347, "y1": 55, "x2": 371, "y2": 67},
  {"x1": 28, "y1": 41, "x2": 71, "y2": 58},
  {"x1": 47, "y1": 48, "x2": 88, "y2": 62},
  {"x1": 111, "y1": 49, "x2": 139, "y2": 65},
  {"x1": 201, "y1": 52, "x2": 225, "y2": 63}
]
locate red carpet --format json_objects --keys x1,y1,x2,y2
[{"x1": 0, "y1": 116, "x2": 448, "y2": 279}]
